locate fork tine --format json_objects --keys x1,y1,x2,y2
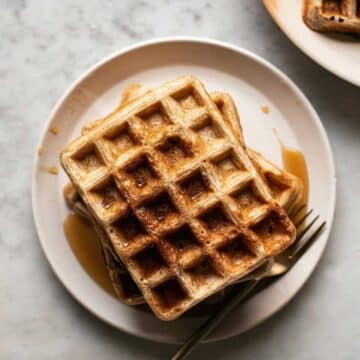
[
  {"x1": 288, "y1": 214, "x2": 319, "y2": 254},
  {"x1": 297, "y1": 214, "x2": 320, "y2": 240},
  {"x1": 289, "y1": 218, "x2": 324, "y2": 259},
  {"x1": 289, "y1": 203, "x2": 306, "y2": 219},
  {"x1": 290, "y1": 221, "x2": 326, "y2": 259},
  {"x1": 294, "y1": 208, "x2": 313, "y2": 228}
]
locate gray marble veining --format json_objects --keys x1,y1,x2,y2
[{"x1": 1, "y1": 0, "x2": 359, "y2": 359}]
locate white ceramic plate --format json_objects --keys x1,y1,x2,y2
[
  {"x1": 263, "y1": 0, "x2": 360, "y2": 87},
  {"x1": 32, "y1": 38, "x2": 336, "y2": 344}
]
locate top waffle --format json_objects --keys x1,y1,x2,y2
[
  {"x1": 64, "y1": 91, "x2": 303, "y2": 307},
  {"x1": 303, "y1": 0, "x2": 360, "y2": 33},
  {"x1": 61, "y1": 75, "x2": 296, "y2": 320}
]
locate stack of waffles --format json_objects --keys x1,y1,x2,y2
[{"x1": 61, "y1": 76, "x2": 302, "y2": 321}]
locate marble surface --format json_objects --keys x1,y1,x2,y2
[{"x1": 1, "y1": 1, "x2": 359, "y2": 359}]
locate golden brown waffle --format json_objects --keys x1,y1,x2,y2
[
  {"x1": 61, "y1": 76, "x2": 296, "y2": 320},
  {"x1": 64, "y1": 90, "x2": 302, "y2": 308},
  {"x1": 303, "y1": 0, "x2": 360, "y2": 33}
]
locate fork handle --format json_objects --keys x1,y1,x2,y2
[{"x1": 170, "y1": 279, "x2": 260, "y2": 360}]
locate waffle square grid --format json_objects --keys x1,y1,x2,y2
[{"x1": 61, "y1": 76, "x2": 296, "y2": 320}]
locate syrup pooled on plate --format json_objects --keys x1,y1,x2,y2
[
  {"x1": 281, "y1": 146, "x2": 309, "y2": 207},
  {"x1": 63, "y1": 213, "x2": 116, "y2": 297},
  {"x1": 274, "y1": 129, "x2": 309, "y2": 223},
  {"x1": 267, "y1": 129, "x2": 310, "y2": 271}
]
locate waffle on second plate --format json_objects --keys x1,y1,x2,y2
[{"x1": 303, "y1": 0, "x2": 360, "y2": 33}]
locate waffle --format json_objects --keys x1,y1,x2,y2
[
  {"x1": 64, "y1": 91, "x2": 303, "y2": 305},
  {"x1": 61, "y1": 76, "x2": 296, "y2": 320},
  {"x1": 303, "y1": 0, "x2": 360, "y2": 33}
]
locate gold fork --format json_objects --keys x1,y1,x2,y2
[{"x1": 171, "y1": 205, "x2": 326, "y2": 360}]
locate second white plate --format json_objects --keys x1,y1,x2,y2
[
  {"x1": 32, "y1": 38, "x2": 336, "y2": 343},
  {"x1": 263, "y1": 0, "x2": 360, "y2": 87}
]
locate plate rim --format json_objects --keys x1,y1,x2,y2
[
  {"x1": 263, "y1": 0, "x2": 360, "y2": 87},
  {"x1": 31, "y1": 36, "x2": 336, "y2": 343}
]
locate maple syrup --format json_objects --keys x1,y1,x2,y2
[
  {"x1": 273, "y1": 130, "x2": 309, "y2": 228},
  {"x1": 273, "y1": 129, "x2": 309, "y2": 207},
  {"x1": 63, "y1": 213, "x2": 116, "y2": 297},
  {"x1": 281, "y1": 146, "x2": 309, "y2": 207},
  {"x1": 47, "y1": 166, "x2": 58, "y2": 175}
]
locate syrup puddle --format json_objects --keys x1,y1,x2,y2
[
  {"x1": 273, "y1": 129, "x2": 309, "y2": 224},
  {"x1": 63, "y1": 213, "x2": 116, "y2": 297},
  {"x1": 282, "y1": 146, "x2": 309, "y2": 206},
  {"x1": 265, "y1": 129, "x2": 310, "y2": 271}
]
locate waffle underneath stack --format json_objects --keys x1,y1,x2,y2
[{"x1": 61, "y1": 76, "x2": 297, "y2": 320}]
